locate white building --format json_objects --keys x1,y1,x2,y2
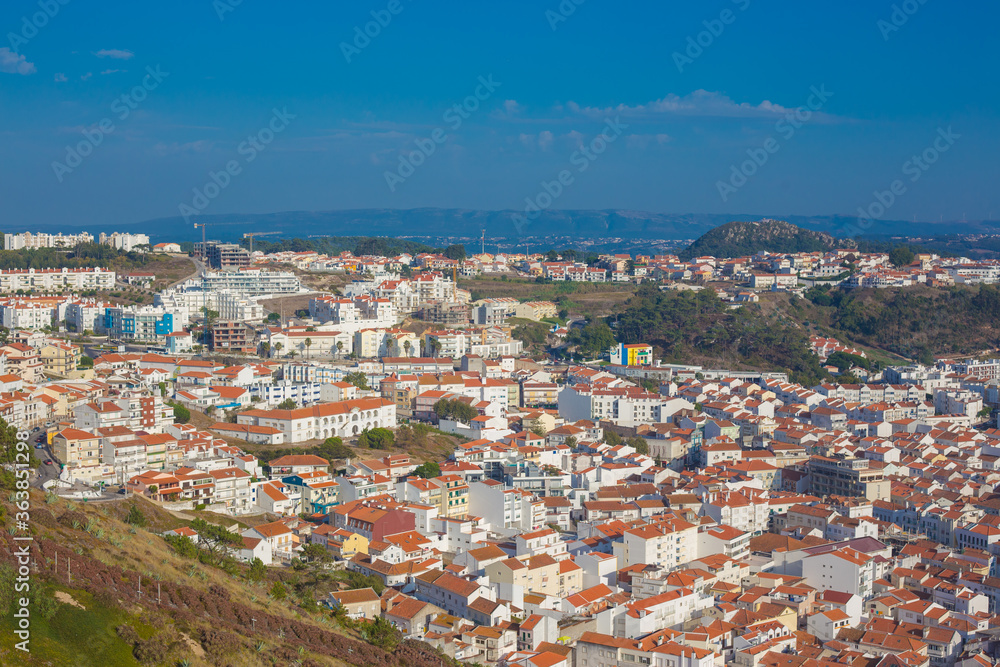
[{"x1": 0, "y1": 268, "x2": 115, "y2": 293}]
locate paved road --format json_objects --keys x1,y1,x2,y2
[
  {"x1": 30, "y1": 427, "x2": 60, "y2": 489},
  {"x1": 167, "y1": 254, "x2": 204, "y2": 289}
]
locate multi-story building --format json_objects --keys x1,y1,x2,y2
[
  {"x1": 100, "y1": 232, "x2": 150, "y2": 252},
  {"x1": 65, "y1": 298, "x2": 114, "y2": 333},
  {"x1": 4, "y1": 231, "x2": 95, "y2": 250},
  {"x1": 199, "y1": 241, "x2": 251, "y2": 270},
  {"x1": 155, "y1": 287, "x2": 265, "y2": 322},
  {"x1": 0, "y1": 343, "x2": 44, "y2": 383},
  {"x1": 310, "y1": 295, "x2": 398, "y2": 333},
  {"x1": 237, "y1": 397, "x2": 397, "y2": 442},
  {"x1": 104, "y1": 306, "x2": 185, "y2": 343},
  {"x1": 210, "y1": 321, "x2": 256, "y2": 353},
  {"x1": 0, "y1": 267, "x2": 115, "y2": 293},
  {"x1": 52, "y1": 428, "x2": 102, "y2": 468},
  {"x1": 209, "y1": 467, "x2": 253, "y2": 512},
  {"x1": 809, "y1": 455, "x2": 890, "y2": 501},
  {"x1": 40, "y1": 341, "x2": 81, "y2": 375},
  {"x1": 199, "y1": 269, "x2": 301, "y2": 295}
]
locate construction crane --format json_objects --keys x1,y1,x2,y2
[
  {"x1": 242, "y1": 231, "x2": 280, "y2": 254},
  {"x1": 193, "y1": 222, "x2": 208, "y2": 246}
]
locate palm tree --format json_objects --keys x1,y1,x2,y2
[
  {"x1": 260, "y1": 341, "x2": 271, "y2": 359},
  {"x1": 274, "y1": 342, "x2": 283, "y2": 358},
  {"x1": 429, "y1": 339, "x2": 439, "y2": 358},
  {"x1": 304, "y1": 338, "x2": 312, "y2": 359},
  {"x1": 403, "y1": 339, "x2": 412, "y2": 357},
  {"x1": 336, "y1": 341, "x2": 344, "y2": 359}
]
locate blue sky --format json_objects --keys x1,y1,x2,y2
[{"x1": 1, "y1": 0, "x2": 998, "y2": 230}]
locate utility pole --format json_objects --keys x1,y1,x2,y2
[{"x1": 481, "y1": 229, "x2": 485, "y2": 255}]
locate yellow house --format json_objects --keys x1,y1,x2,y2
[
  {"x1": 52, "y1": 428, "x2": 101, "y2": 467},
  {"x1": 434, "y1": 474, "x2": 469, "y2": 518},
  {"x1": 40, "y1": 342, "x2": 82, "y2": 376},
  {"x1": 485, "y1": 554, "x2": 582, "y2": 598}
]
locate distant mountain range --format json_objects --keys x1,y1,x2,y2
[{"x1": 6, "y1": 208, "x2": 996, "y2": 244}]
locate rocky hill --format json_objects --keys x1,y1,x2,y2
[{"x1": 679, "y1": 219, "x2": 856, "y2": 261}]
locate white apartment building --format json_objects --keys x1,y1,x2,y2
[
  {"x1": 156, "y1": 288, "x2": 264, "y2": 322},
  {"x1": 237, "y1": 397, "x2": 396, "y2": 442},
  {"x1": 309, "y1": 295, "x2": 398, "y2": 333},
  {"x1": 616, "y1": 516, "x2": 699, "y2": 570},
  {"x1": 100, "y1": 232, "x2": 150, "y2": 251},
  {"x1": 0, "y1": 267, "x2": 115, "y2": 293},
  {"x1": 252, "y1": 380, "x2": 323, "y2": 407},
  {"x1": 65, "y1": 299, "x2": 114, "y2": 332},
  {"x1": 209, "y1": 467, "x2": 253, "y2": 512},
  {"x1": 558, "y1": 384, "x2": 691, "y2": 427},
  {"x1": 467, "y1": 480, "x2": 541, "y2": 537},
  {"x1": 198, "y1": 269, "x2": 301, "y2": 295},
  {"x1": 5, "y1": 231, "x2": 95, "y2": 250},
  {"x1": 0, "y1": 301, "x2": 54, "y2": 329}
]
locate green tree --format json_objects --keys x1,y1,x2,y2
[
  {"x1": 568, "y1": 320, "x2": 616, "y2": 358},
  {"x1": 301, "y1": 543, "x2": 332, "y2": 564},
  {"x1": 443, "y1": 244, "x2": 467, "y2": 261},
  {"x1": 358, "y1": 427, "x2": 395, "y2": 449},
  {"x1": 627, "y1": 436, "x2": 650, "y2": 455},
  {"x1": 360, "y1": 616, "x2": 401, "y2": 651},
  {"x1": 248, "y1": 557, "x2": 267, "y2": 582},
  {"x1": 344, "y1": 371, "x2": 369, "y2": 390},
  {"x1": 604, "y1": 430, "x2": 623, "y2": 446},
  {"x1": 889, "y1": 245, "x2": 915, "y2": 267},
  {"x1": 304, "y1": 337, "x2": 312, "y2": 359},
  {"x1": 190, "y1": 518, "x2": 242, "y2": 563},
  {"x1": 413, "y1": 461, "x2": 441, "y2": 478},
  {"x1": 169, "y1": 402, "x2": 191, "y2": 424},
  {"x1": 276, "y1": 398, "x2": 298, "y2": 410},
  {"x1": 269, "y1": 581, "x2": 288, "y2": 600},
  {"x1": 317, "y1": 436, "x2": 353, "y2": 460},
  {"x1": 126, "y1": 504, "x2": 147, "y2": 527},
  {"x1": 527, "y1": 418, "x2": 546, "y2": 436},
  {"x1": 79, "y1": 355, "x2": 94, "y2": 368},
  {"x1": 165, "y1": 534, "x2": 198, "y2": 559},
  {"x1": 434, "y1": 398, "x2": 477, "y2": 423}
]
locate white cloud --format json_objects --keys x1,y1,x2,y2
[
  {"x1": 0, "y1": 48, "x2": 36, "y2": 75},
  {"x1": 95, "y1": 49, "x2": 134, "y2": 60},
  {"x1": 566, "y1": 90, "x2": 801, "y2": 119},
  {"x1": 54, "y1": 73, "x2": 68, "y2": 83},
  {"x1": 80, "y1": 72, "x2": 92, "y2": 81},
  {"x1": 101, "y1": 69, "x2": 126, "y2": 75}
]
